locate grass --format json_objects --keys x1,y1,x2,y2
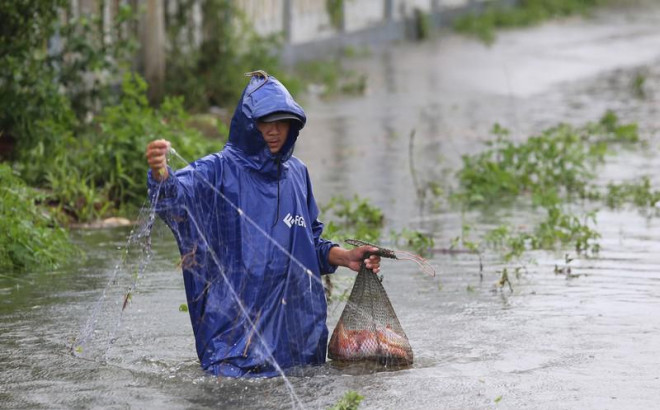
[
  {"x1": 439, "y1": 111, "x2": 644, "y2": 264},
  {"x1": 454, "y1": 0, "x2": 612, "y2": 45},
  {"x1": 0, "y1": 163, "x2": 79, "y2": 272}
]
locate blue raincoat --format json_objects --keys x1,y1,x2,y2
[{"x1": 148, "y1": 73, "x2": 337, "y2": 377}]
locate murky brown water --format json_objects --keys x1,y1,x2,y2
[{"x1": 2, "y1": 4, "x2": 660, "y2": 409}]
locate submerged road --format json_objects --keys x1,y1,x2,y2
[{"x1": 1, "y1": 3, "x2": 659, "y2": 409}]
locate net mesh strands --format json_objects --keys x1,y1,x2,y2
[{"x1": 328, "y1": 240, "x2": 413, "y2": 366}]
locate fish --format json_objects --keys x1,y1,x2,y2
[
  {"x1": 344, "y1": 238, "x2": 436, "y2": 277},
  {"x1": 328, "y1": 322, "x2": 413, "y2": 365},
  {"x1": 376, "y1": 325, "x2": 411, "y2": 359}
]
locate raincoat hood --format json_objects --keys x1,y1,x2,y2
[{"x1": 226, "y1": 72, "x2": 307, "y2": 175}]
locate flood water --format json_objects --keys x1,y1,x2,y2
[{"x1": 2, "y1": 4, "x2": 660, "y2": 409}]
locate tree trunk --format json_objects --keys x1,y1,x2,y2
[{"x1": 140, "y1": 0, "x2": 165, "y2": 103}]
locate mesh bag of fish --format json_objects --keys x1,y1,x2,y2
[{"x1": 328, "y1": 239, "x2": 434, "y2": 366}]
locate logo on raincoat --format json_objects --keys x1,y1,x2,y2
[{"x1": 283, "y1": 213, "x2": 307, "y2": 228}]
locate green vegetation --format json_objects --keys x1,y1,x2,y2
[
  {"x1": 602, "y1": 177, "x2": 660, "y2": 213},
  {"x1": 413, "y1": 8, "x2": 432, "y2": 41},
  {"x1": 454, "y1": 0, "x2": 610, "y2": 44},
  {"x1": 326, "y1": 0, "x2": 345, "y2": 31},
  {"x1": 0, "y1": 1, "x2": 370, "y2": 271},
  {"x1": 329, "y1": 390, "x2": 364, "y2": 410},
  {"x1": 322, "y1": 195, "x2": 385, "y2": 243},
  {"x1": 321, "y1": 194, "x2": 434, "y2": 254},
  {"x1": 320, "y1": 195, "x2": 434, "y2": 302},
  {"x1": 165, "y1": 1, "x2": 299, "y2": 111},
  {"x1": 0, "y1": 2, "x2": 246, "y2": 271},
  {"x1": 392, "y1": 228, "x2": 435, "y2": 257},
  {"x1": 19, "y1": 73, "x2": 222, "y2": 223},
  {"x1": 482, "y1": 208, "x2": 601, "y2": 261},
  {"x1": 2, "y1": 1, "x2": 651, "y2": 278},
  {"x1": 442, "y1": 111, "x2": 645, "y2": 268},
  {"x1": 293, "y1": 58, "x2": 367, "y2": 98},
  {"x1": 0, "y1": 164, "x2": 78, "y2": 272},
  {"x1": 454, "y1": 111, "x2": 637, "y2": 208},
  {"x1": 631, "y1": 70, "x2": 648, "y2": 99}
]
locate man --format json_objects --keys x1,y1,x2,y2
[{"x1": 145, "y1": 71, "x2": 380, "y2": 377}]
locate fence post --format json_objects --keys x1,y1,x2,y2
[
  {"x1": 140, "y1": 0, "x2": 165, "y2": 102},
  {"x1": 283, "y1": 0, "x2": 292, "y2": 44},
  {"x1": 384, "y1": 0, "x2": 393, "y2": 21},
  {"x1": 431, "y1": 0, "x2": 440, "y2": 27}
]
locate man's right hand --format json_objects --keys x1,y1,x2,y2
[{"x1": 146, "y1": 139, "x2": 171, "y2": 181}]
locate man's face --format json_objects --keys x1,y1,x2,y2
[{"x1": 257, "y1": 120, "x2": 290, "y2": 154}]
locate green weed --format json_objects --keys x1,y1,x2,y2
[
  {"x1": 498, "y1": 268, "x2": 513, "y2": 291},
  {"x1": 321, "y1": 195, "x2": 384, "y2": 243},
  {"x1": 604, "y1": 177, "x2": 660, "y2": 213},
  {"x1": 326, "y1": 0, "x2": 345, "y2": 31},
  {"x1": 19, "y1": 73, "x2": 223, "y2": 223},
  {"x1": 164, "y1": 0, "x2": 295, "y2": 111},
  {"x1": 454, "y1": 0, "x2": 610, "y2": 45},
  {"x1": 0, "y1": 163, "x2": 78, "y2": 272},
  {"x1": 321, "y1": 195, "x2": 432, "y2": 257},
  {"x1": 451, "y1": 223, "x2": 481, "y2": 254},
  {"x1": 554, "y1": 253, "x2": 582, "y2": 278},
  {"x1": 631, "y1": 70, "x2": 647, "y2": 99},
  {"x1": 329, "y1": 390, "x2": 364, "y2": 410},
  {"x1": 531, "y1": 207, "x2": 600, "y2": 255},
  {"x1": 293, "y1": 59, "x2": 367, "y2": 98},
  {"x1": 52, "y1": 4, "x2": 138, "y2": 116},
  {"x1": 413, "y1": 8, "x2": 432, "y2": 41},
  {"x1": 454, "y1": 112, "x2": 637, "y2": 208},
  {"x1": 392, "y1": 228, "x2": 435, "y2": 257},
  {"x1": 445, "y1": 111, "x2": 637, "y2": 265}
]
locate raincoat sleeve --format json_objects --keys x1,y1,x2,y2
[
  {"x1": 146, "y1": 155, "x2": 222, "y2": 229},
  {"x1": 313, "y1": 218, "x2": 338, "y2": 275},
  {"x1": 304, "y1": 168, "x2": 338, "y2": 275}
]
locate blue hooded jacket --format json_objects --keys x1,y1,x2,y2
[{"x1": 148, "y1": 73, "x2": 337, "y2": 377}]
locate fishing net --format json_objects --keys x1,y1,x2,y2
[
  {"x1": 71, "y1": 140, "x2": 433, "y2": 385},
  {"x1": 71, "y1": 146, "x2": 332, "y2": 385},
  {"x1": 327, "y1": 240, "x2": 414, "y2": 366}
]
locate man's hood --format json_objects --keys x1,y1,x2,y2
[{"x1": 225, "y1": 72, "x2": 306, "y2": 175}]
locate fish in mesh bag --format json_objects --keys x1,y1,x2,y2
[{"x1": 328, "y1": 239, "x2": 434, "y2": 366}]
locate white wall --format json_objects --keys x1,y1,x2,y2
[{"x1": 234, "y1": 0, "x2": 487, "y2": 45}]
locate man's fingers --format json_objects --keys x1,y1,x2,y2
[
  {"x1": 147, "y1": 151, "x2": 167, "y2": 162},
  {"x1": 146, "y1": 140, "x2": 171, "y2": 168},
  {"x1": 146, "y1": 140, "x2": 171, "y2": 155},
  {"x1": 145, "y1": 140, "x2": 171, "y2": 182}
]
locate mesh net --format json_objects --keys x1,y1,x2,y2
[
  {"x1": 71, "y1": 147, "x2": 428, "y2": 387},
  {"x1": 328, "y1": 252, "x2": 413, "y2": 366}
]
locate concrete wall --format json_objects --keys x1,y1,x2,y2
[
  {"x1": 235, "y1": 0, "x2": 507, "y2": 63},
  {"x1": 65, "y1": 0, "x2": 510, "y2": 67}
]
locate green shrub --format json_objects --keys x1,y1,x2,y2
[
  {"x1": 20, "y1": 73, "x2": 226, "y2": 222},
  {"x1": 321, "y1": 195, "x2": 384, "y2": 243},
  {"x1": 454, "y1": 112, "x2": 639, "y2": 207},
  {"x1": 0, "y1": 163, "x2": 77, "y2": 272},
  {"x1": 292, "y1": 58, "x2": 366, "y2": 98},
  {"x1": 51, "y1": 5, "x2": 138, "y2": 118},
  {"x1": 448, "y1": 112, "x2": 638, "y2": 261},
  {"x1": 1, "y1": 2, "x2": 137, "y2": 160},
  {"x1": 392, "y1": 227, "x2": 435, "y2": 257},
  {"x1": 0, "y1": 0, "x2": 71, "y2": 156},
  {"x1": 165, "y1": 0, "x2": 297, "y2": 111},
  {"x1": 329, "y1": 390, "x2": 364, "y2": 410},
  {"x1": 454, "y1": 0, "x2": 609, "y2": 44}
]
